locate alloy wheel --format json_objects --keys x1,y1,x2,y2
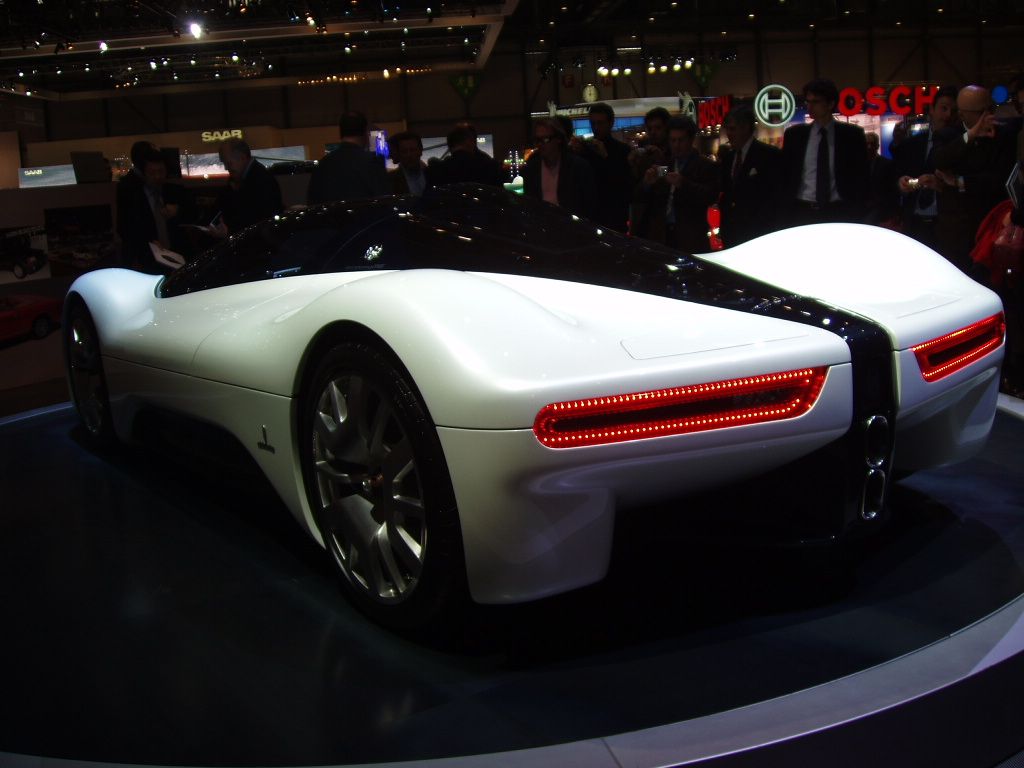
[{"x1": 311, "y1": 373, "x2": 428, "y2": 604}]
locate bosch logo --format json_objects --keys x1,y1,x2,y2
[{"x1": 755, "y1": 84, "x2": 796, "y2": 127}]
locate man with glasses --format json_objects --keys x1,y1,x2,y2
[
  {"x1": 523, "y1": 117, "x2": 596, "y2": 219},
  {"x1": 931, "y1": 84, "x2": 1017, "y2": 274},
  {"x1": 781, "y1": 78, "x2": 869, "y2": 226}
]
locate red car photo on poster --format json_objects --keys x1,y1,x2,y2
[{"x1": 0, "y1": 293, "x2": 63, "y2": 343}]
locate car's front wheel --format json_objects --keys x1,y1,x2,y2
[
  {"x1": 301, "y1": 341, "x2": 465, "y2": 629},
  {"x1": 64, "y1": 298, "x2": 116, "y2": 446}
]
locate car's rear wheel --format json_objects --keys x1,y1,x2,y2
[
  {"x1": 301, "y1": 341, "x2": 465, "y2": 629},
  {"x1": 65, "y1": 299, "x2": 116, "y2": 446},
  {"x1": 31, "y1": 315, "x2": 51, "y2": 339}
]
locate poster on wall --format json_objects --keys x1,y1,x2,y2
[{"x1": 43, "y1": 205, "x2": 116, "y2": 274}]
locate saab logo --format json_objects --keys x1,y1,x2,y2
[
  {"x1": 23, "y1": 169, "x2": 43, "y2": 176},
  {"x1": 201, "y1": 129, "x2": 244, "y2": 143},
  {"x1": 698, "y1": 95, "x2": 732, "y2": 129},
  {"x1": 755, "y1": 84, "x2": 796, "y2": 127},
  {"x1": 838, "y1": 85, "x2": 939, "y2": 116}
]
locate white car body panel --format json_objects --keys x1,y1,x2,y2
[
  {"x1": 702, "y1": 224, "x2": 1005, "y2": 472},
  {"x1": 67, "y1": 216, "x2": 1006, "y2": 605}
]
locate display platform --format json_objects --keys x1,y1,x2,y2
[{"x1": 1, "y1": 401, "x2": 1024, "y2": 768}]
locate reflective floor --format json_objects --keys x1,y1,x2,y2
[{"x1": 1, "y1": 405, "x2": 1023, "y2": 766}]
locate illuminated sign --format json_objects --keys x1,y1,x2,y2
[
  {"x1": 698, "y1": 95, "x2": 732, "y2": 129},
  {"x1": 201, "y1": 129, "x2": 244, "y2": 143},
  {"x1": 837, "y1": 85, "x2": 939, "y2": 116},
  {"x1": 754, "y1": 84, "x2": 796, "y2": 127},
  {"x1": 23, "y1": 169, "x2": 43, "y2": 176}
]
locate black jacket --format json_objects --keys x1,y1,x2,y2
[
  {"x1": 522, "y1": 151, "x2": 598, "y2": 220},
  {"x1": 427, "y1": 148, "x2": 506, "y2": 188},
  {"x1": 307, "y1": 143, "x2": 390, "y2": 204},
  {"x1": 718, "y1": 139, "x2": 783, "y2": 246},
  {"x1": 781, "y1": 120, "x2": 869, "y2": 217},
  {"x1": 577, "y1": 135, "x2": 633, "y2": 232},
  {"x1": 221, "y1": 160, "x2": 283, "y2": 233},
  {"x1": 634, "y1": 151, "x2": 721, "y2": 254}
]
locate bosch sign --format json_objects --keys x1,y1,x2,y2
[
  {"x1": 698, "y1": 95, "x2": 732, "y2": 129},
  {"x1": 837, "y1": 85, "x2": 940, "y2": 116}
]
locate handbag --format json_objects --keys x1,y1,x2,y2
[{"x1": 972, "y1": 200, "x2": 1022, "y2": 289}]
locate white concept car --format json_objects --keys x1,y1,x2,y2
[{"x1": 64, "y1": 185, "x2": 1005, "y2": 626}]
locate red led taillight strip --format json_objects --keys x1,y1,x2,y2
[
  {"x1": 533, "y1": 367, "x2": 829, "y2": 448},
  {"x1": 912, "y1": 312, "x2": 1005, "y2": 383}
]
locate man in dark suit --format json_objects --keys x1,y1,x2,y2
[
  {"x1": 388, "y1": 131, "x2": 429, "y2": 196},
  {"x1": 932, "y1": 84, "x2": 1018, "y2": 274},
  {"x1": 781, "y1": 78, "x2": 869, "y2": 226},
  {"x1": 307, "y1": 111, "x2": 390, "y2": 204},
  {"x1": 427, "y1": 124, "x2": 506, "y2": 188},
  {"x1": 218, "y1": 138, "x2": 283, "y2": 234},
  {"x1": 718, "y1": 104, "x2": 783, "y2": 246},
  {"x1": 571, "y1": 102, "x2": 632, "y2": 233},
  {"x1": 892, "y1": 85, "x2": 958, "y2": 251},
  {"x1": 522, "y1": 117, "x2": 597, "y2": 219},
  {"x1": 635, "y1": 116, "x2": 720, "y2": 254},
  {"x1": 864, "y1": 132, "x2": 900, "y2": 226},
  {"x1": 116, "y1": 140, "x2": 159, "y2": 269},
  {"x1": 116, "y1": 144, "x2": 188, "y2": 273}
]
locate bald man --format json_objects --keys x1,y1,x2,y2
[{"x1": 931, "y1": 85, "x2": 1017, "y2": 274}]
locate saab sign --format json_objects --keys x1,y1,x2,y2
[
  {"x1": 201, "y1": 129, "x2": 244, "y2": 143},
  {"x1": 837, "y1": 85, "x2": 939, "y2": 116}
]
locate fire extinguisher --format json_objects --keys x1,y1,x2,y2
[{"x1": 707, "y1": 203, "x2": 724, "y2": 251}]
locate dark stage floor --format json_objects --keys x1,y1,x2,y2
[{"x1": 1, "y1": 405, "x2": 1023, "y2": 766}]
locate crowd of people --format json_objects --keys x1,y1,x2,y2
[{"x1": 114, "y1": 76, "x2": 1024, "y2": 393}]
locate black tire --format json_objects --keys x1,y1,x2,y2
[
  {"x1": 64, "y1": 298, "x2": 116, "y2": 447},
  {"x1": 31, "y1": 315, "x2": 51, "y2": 339},
  {"x1": 300, "y1": 341, "x2": 466, "y2": 629}
]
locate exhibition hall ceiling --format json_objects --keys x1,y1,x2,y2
[{"x1": 0, "y1": 0, "x2": 1020, "y2": 97}]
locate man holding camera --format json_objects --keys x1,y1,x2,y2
[
  {"x1": 931, "y1": 84, "x2": 1017, "y2": 273},
  {"x1": 893, "y1": 85, "x2": 957, "y2": 251},
  {"x1": 633, "y1": 116, "x2": 720, "y2": 253}
]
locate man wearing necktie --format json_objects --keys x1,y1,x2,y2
[
  {"x1": 781, "y1": 78, "x2": 869, "y2": 227},
  {"x1": 635, "y1": 116, "x2": 720, "y2": 253},
  {"x1": 718, "y1": 105, "x2": 783, "y2": 246}
]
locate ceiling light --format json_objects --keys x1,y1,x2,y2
[
  {"x1": 149, "y1": 60, "x2": 157, "y2": 69},
  {"x1": 190, "y1": 22, "x2": 202, "y2": 39},
  {"x1": 98, "y1": 41, "x2": 108, "y2": 52}
]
